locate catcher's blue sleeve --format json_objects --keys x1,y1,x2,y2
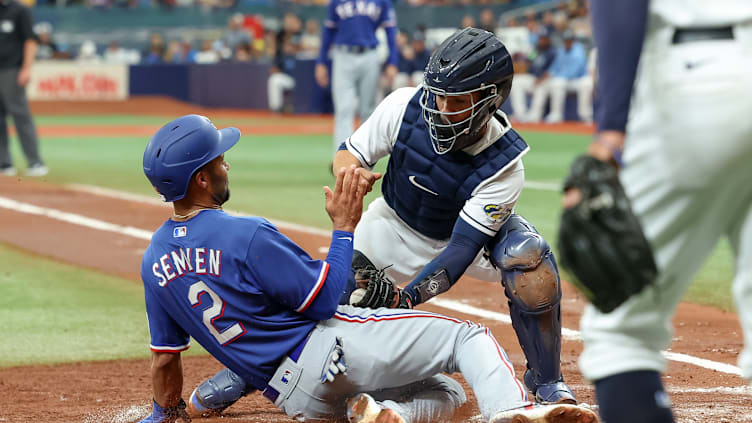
[
  {"x1": 591, "y1": 0, "x2": 649, "y2": 132},
  {"x1": 404, "y1": 218, "x2": 490, "y2": 305}
]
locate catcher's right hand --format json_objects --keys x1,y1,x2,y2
[
  {"x1": 349, "y1": 267, "x2": 412, "y2": 309},
  {"x1": 558, "y1": 154, "x2": 658, "y2": 313}
]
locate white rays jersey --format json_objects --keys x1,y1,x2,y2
[
  {"x1": 579, "y1": 0, "x2": 752, "y2": 384},
  {"x1": 344, "y1": 86, "x2": 529, "y2": 283}
]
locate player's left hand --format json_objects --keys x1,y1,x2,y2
[
  {"x1": 17, "y1": 67, "x2": 31, "y2": 87},
  {"x1": 383, "y1": 64, "x2": 398, "y2": 85},
  {"x1": 137, "y1": 399, "x2": 191, "y2": 423},
  {"x1": 321, "y1": 337, "x2": 347, "y2": 383},
  {"x1": 324, "y1": 165, "x2": 366, "y2": 233},
  {"x1": 558, "y1": 154, "x2": 658, "y2": 313}
]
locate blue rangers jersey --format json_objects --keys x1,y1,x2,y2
[
  {"x1": 141, "y1": 209, "x2": 351, "y2": 391},
  {"x1": 324, "y1": 0, "x2": 396, "y2": 48}
]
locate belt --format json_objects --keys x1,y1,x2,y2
[
  {"x1": 262, "y1": 332, "x2": 311, "y2": 403},
  {"x1": 335, "y1": 44, "x2": 375, "y2": 54},
  {"x1": 672, "y1": 26, "x2": 734, "y2": 44}
]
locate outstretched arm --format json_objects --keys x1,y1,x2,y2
[{"x1": 403, "y1": 219, "x2": 492, "y2": 306}]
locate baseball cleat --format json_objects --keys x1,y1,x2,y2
[
  {"x1": 524, "y1": 371, "x2": 577, "y2": 405},
  {"x1": 0, "y1": 166, "x2": 17, "y2": 176},
  {"x1": 491, "y1": 403, "x2": 598, "y2": 423},
  {"x1": 25, "y1": 165, "x2": 48, "y2": 177},
  {"x1": 347, "y1": 393, "x2": 406, "y2": 423}
]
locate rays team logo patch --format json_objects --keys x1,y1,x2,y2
[
  {"x1": 483, "y1": 204, "x2": 512, "y2": 223},
  {"x1": 173, "y1": 226, "x2": 187, "y2": 238}
]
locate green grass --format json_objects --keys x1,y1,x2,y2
[
  {"x1": 33, "y1": 115, "x2": 333, "y2": 127},
  {"x1": 0, "y1": 118, "x2": 737, "y2": 366},
  {"x1": 0, "y1": 243, "x2": 209, "y2": 366}
]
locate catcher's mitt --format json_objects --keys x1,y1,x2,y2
[
  {"x1": 349, "y1": 251, "x2": 412, "y2": 309},
  {"x1": 558, "y1": 155, "x2": 658, "y2": 313},
  {"x1": 350, "y1": 266, "x2": 413, "y2": 309}
]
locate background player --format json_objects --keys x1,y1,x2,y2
[
  {"x1": 561, "y1": 1, "x2": 752, "y2": 422},
  {"x1": 0, "y1": 0, "x2": 47, "y2": 177},
  {"x1": 137, "y1": 114, "x2": 597, "y2": 423},
  {"x1": 315, "y1": 0, "x2": 399, "y2": 153},
  {"x1": 190, "y1": 27, "x2": 577, "y2": 413}
]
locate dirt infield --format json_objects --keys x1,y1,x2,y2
[{"x1": 0, "y1": 98, "x2": 749, "y2": 422}]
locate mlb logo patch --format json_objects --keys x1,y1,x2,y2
[
  {"x1": 173, "y1": 226, "x2": 187, "y2": 238},
  {"x1": 281, "y1": 369, "x2": 293, "y2": 384}
]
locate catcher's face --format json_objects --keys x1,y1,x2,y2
[{"x1": 434, "y1": 91, "x2": 482, "y2": 124}]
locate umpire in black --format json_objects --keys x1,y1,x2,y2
[{"x1": 0, "y1": 0, "x2": 45, "y2": 177}]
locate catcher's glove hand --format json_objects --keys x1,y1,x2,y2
[
  {"x1": 558, "y1": 155, "x2": 658, "y2": 313},
  {"x1": 350, "y1": 266, "x2": 412, "y2": 309}
]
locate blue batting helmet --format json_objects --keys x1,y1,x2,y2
[
  {"x1": 421, "y1": 27, "x2": 514, "y2": 154},
  {"x1": 143, "y1": 114, "x2": 240, "y2": 202}
]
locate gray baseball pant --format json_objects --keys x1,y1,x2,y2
[
  {"x1": 0, "y1": 67, "x2": 43, "y2": 169},
  {"x1": 331, "y1": 48, "x2": 382, "y2": 152}
]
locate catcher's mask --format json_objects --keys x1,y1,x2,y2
[
  {"x1": 143, "y1": 114, "x2": 240, "y2": 202},
  {"x1": 421, "y1": 27, "x2": 514, "y2": 154}
]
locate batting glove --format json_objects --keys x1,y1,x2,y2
[{"x1": 321, "y1": 336, "x2": 347, "y2": 383}]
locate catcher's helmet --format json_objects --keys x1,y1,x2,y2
[
  {"x1": 421, "y1": 27, "x2": 514, "y2": 154},
  {"x1": 143, "y1": 114, "x2": 240, "y2": 202}
]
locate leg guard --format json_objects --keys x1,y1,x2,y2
[
  {"x1": 487, "y1": 214, "x2": 575, "y2": 404},
  {"x1": 188, "y1": 368, "x2": 250, "y2": 415}
]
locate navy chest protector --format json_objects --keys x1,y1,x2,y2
[{"x1": 383, "y1": 91, "x2": 528, "y2": 240}]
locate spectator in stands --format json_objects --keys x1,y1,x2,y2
[
  {"x1": 504, "y1": 16, "x2": 520, "y2": 28},
  {"x1": 409, "y1": 30, "x2": 430, "y2": 85},
  {"x1": 233, "y1": 42, "x2": 253, "y2": 62},
  {"x1": 550, "y1": 10, "x2": 570, "y2": 45},
  {"x1": 0, "y1": 0, "x2": 46, "y2": 177},
  {"x1": 509, "y1": 30, "x2": 556, "y2": 123},
  {"x1": 77, "y1": 40, "x2": 101, "y2": 62},
  {"x1": 163, "y1": 39, "x2": 185, "y2": 63},
  {"x1": 524, "y1": 14, "x2": 540, "y2": 49},
  {"x1": 540, "y1": 10, "x2": 555, "y2": 35},
  {"x1": 267, "y1": 12, "x2": 302, "y2": 114},
  {"x1": 104, "y1": 40, "x2": 140, "y2": 64},
  {"x1": 479, "y1": 8, "x2": 496, "y2": 33},
  {"x1": 34, "y1": 22, "x2": 60, "y2": 61},
  {"x1": 142, "y1": 33, "x2": 165, "y2": 64},
  {"x1": 193, "y1": 39, "x2": 220, "y2": 64},
  {"x1": 180, "y1": 39, "x2": 198, "y2": 63},
  {"x1": 527, "y1": 30, "x2": 591, "y2": 123},
  {"x1": 461, "y1": 14, "x2": 476, "y2": 29},
  {"x1": 299, "y1": 18, "x2": 321, "y2": 59},
  {"x1": 223, "y1": 13, "x2": 252, "y2": 52},
  {"x1": 391, "y1": 31, "x2": 414, "y2": 90}
]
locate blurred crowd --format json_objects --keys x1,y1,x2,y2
[
  {"x1": 503, "y1": 0, "x2": 594, "y2": 123},
  {"x1": 34, "y1": 0, "x2": 593, "y2": 121},
  {"x1": 30, "y1": 0, "x2": 536, "y2": 9},
  {"x1": 34, "y1": 13, "x2": 320, "y2": 65}
]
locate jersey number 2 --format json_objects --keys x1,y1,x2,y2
[{"x1": 188, "y1": 281, "x2": 246, "y2": 345}]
